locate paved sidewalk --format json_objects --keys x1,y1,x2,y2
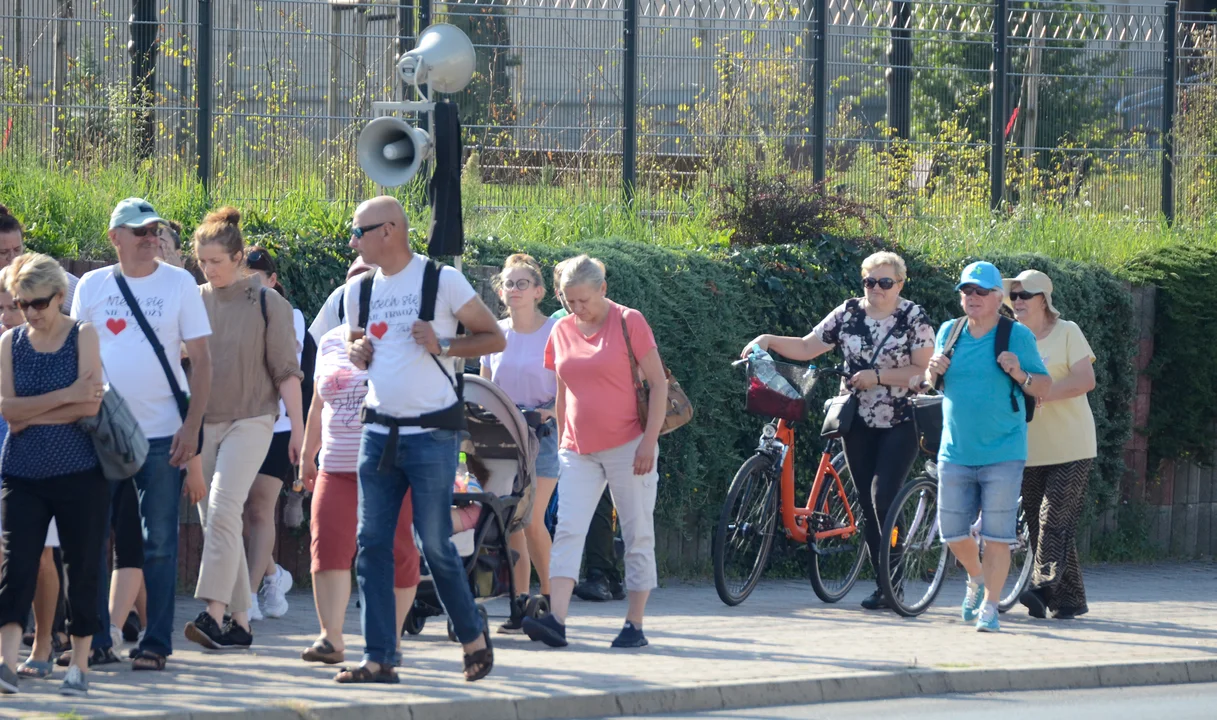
[{"x1": 5, "y1": 563, "x2": 1214, "y2": 719}]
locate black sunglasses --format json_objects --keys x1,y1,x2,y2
[
  {"x1": 1009, "y1": 290, "x2": 1042, "y2": 301},
  {"x1": 960, "y1": 285, "x2": 995, "y2": 297},
  {"x1": 863, "y1": 277, "x2": 898, "y2": 290},
  {"x1": 17, "y1": 293, "x2": 57, "y2": 311},
  {"x1": 351, "y1": 221, "x2": 391, "y2": 239},
  {"x1": 130, "y1": 225, "x2": 160, "y2": 237}
]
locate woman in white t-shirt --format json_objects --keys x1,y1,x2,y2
[
  {"x1": 298, "y1": 324, "x2": 420, "y2": 665},
  {"x1": 242, "y1": 247, "x2": 304, "y2": 622},
  {"x1": 479, "y1": 254, "x2": 559, "y2": 634}
]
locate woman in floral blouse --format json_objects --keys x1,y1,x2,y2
[{"x1": 742, "y1": 251, "x2": 935, "y2": 609}]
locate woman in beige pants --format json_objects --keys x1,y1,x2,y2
[{"x1": 184, "y1": 208, "x2": 303, "y2": 651}]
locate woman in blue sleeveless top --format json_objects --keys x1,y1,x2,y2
[{"x1": 0, "y1": 253, "x2": 106, "y2": 697}]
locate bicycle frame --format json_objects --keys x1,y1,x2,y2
[{"x1": 757, "y1": 418, "x2": 860, "y2": 546}]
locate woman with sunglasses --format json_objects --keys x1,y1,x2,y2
[
  {"x1": 241, "y1": 246, "x2": 306, "y2": 622},
  {"x1": 184, "y1": 209, "x2": 303, "y2": 652},
  {"x1": 741, "y1": 251, "x2": 935, "y2": 610},
  {"x1": 1004, "y1": 270, "x2": 1096, "y2": 621},
  {"x1": 479, "y1": 254, "x2": 559, "y2": 633},
  {"x1": 0, "y1": 253, "x2": 107, "y2": 696}
]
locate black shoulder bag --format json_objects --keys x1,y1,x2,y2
[{"x1": 821, "y1": 305, "x2": 908, "y2": 439}]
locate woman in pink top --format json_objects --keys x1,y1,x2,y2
[
  {"x1": 298, "y1": 288, "x2": 420, "y2": 665},
  {"x1": 479, "y1": 254, "x2": 559, "y2": 634},
  {"x1": 523, "y1": 255, "x2": 668, "y2": 650}
]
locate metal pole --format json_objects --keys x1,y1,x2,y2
[
  {"x1": 813, "y1": 0, "x2": 828, "y2": 182},
  {"x1": 622, "y1": 0, "x2": 638, "y2": 202},
  {"x1": 197, "y1": 0, "x2": 213, "y2": 191},
  {"x1": 886, "y1": 0, "x2": 912, "y2": 142},
  {"x1": 418, "y1": 0, "x2": 432, "y2": 131},
  {"x1": 130, "y1": 0, "x2": 159, "y2": 162},
  {"x1": 989, "y1": 0, "x2": 1008, "y2": 213},
  {"x1": 399, "y1": 0, "x2": 415, "y2": 99},
  {"x1": 1162, "y1": 1, "x2": 1177, "y2": 226}
]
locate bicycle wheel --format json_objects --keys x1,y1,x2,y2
[
  {"x1": 878, "y1": 477, "x2": 949, "y2": 617},
  {"x1": 808, "y1": 452, "x2": 867, "y2": 603},
  {"x1": 713, "y1": 454, "x2": 780, "y2": 606},
  {"x1": 998, "y1": 497, "x2": 1033, "y2": 613}
]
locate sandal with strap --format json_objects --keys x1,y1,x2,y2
[
  {"x1": 335, "y1": 664, "x2": 399, "y2": 684},
  {"x1": 463, "y1": 621, "x2": 494, "y2": 682},
  {"x1": 17, "y1": 658, "x2": 53, "y2": 679},
  {"x1": 301, "y1": 639, "x2": 344, "y2": 665},
  {"x1": 131, "y1": 650, "x2": 167, "y2": 671}
]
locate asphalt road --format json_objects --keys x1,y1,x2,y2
[{"x1": 606, "y1": 682, "x2": 1217, "y2": 720}]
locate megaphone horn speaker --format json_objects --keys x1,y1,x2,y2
[
  {"x1": 357, "y1": 116, "x2": 433, "y2": 187},
  {"x1": 397, "y1": 23, "x2": 476, "y2": 94}
]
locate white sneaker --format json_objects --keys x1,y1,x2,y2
[
  {"x1": 109, "y1": 624, "x2": 123, "y2": 649},
  {"x1": 259, "y1": 564, "x2": 292, "y2": 618},
  {"x1": 248, "y1": 591, "x2": 264, "y2": 622}
]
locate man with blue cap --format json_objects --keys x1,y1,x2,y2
[{"x1": 922, "y1": 261, "x2": 1050, "y2": 633}]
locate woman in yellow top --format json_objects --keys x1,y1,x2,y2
[{"x1": 1005, "y1": 270, "x2": 1096, "y2": 620}]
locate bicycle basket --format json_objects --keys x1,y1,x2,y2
[
  {"x1": 911, "y1": 394, "x2": 943, "y2": 457},
  {"x1": 744, "y1": 360, "x2": 817, "y2": 422}
]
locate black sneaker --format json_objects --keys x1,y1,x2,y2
[
  {"x1": 522, "y1": 613, "x2": 568, "y2": 648},
  {"x1": 184, "y1": 611, "x2": 230, "y2": 651},
  {"x1": 610, "y1": 621, "x2": 648, "y2": 648},
  {"x1": 220, "y1": 620, "x2": 253, "y2": 649},
  {"x1": 573, "y1": 575, "x2": 613, "y2": 602},
  {"x1": 122, "y1": 611, "x2": 142, "y2": 643},
  {"x1": 55, "y1": 646, "x2": 121, "y2": 668},
  {"x1": 1019, "y1": 588, "x2": 1048, "y2": 619},
  {"x1": 1053, "y1": 604, "x2": 1089, "y2": 620},
  {"x1": 608, "y1": 578, "x2": 626, "y2": 601},
  {"x1": 498, "y1": 594, "x2": 527, "y2": 635},
  {"x1": 860, "y1": 589, "x2": 890, "y2": 610}
]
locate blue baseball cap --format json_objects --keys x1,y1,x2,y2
[{"x1": 955, "y1": 261, "x2": 1003, "y2": 291}]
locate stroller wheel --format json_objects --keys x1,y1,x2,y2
[
  {"x1": 403, "y1": 608, "x2": 425, "y2": 636},
  {"x1": 524, "y1": 594, "x2": 550, "y2": 620}
]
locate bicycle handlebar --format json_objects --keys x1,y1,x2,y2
[{"x1": 732, "y1": 356, "x2": 850, "y2": 380}]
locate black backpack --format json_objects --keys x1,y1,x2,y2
[{"x1": 940, "y1": 316, "x2": 1035, "y2": 423}]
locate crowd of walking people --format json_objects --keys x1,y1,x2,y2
[{"x1": 0, "y1": 195, "x2": 1099, "y2": 698}]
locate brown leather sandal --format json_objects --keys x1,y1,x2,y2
[
  {"x1": 463, "y1": 623, "x2": 494, "y2": 682},
  {"x1": 132, "y1": 650, "x2": 167, "y2": 671},
  {"x1": 301, "y1": 639, "x2": 344, "y2": 665},
  {"x1": 335, "y1": 664, "x2": 399, "y2": 684}
]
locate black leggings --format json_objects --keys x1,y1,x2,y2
[
  {"x1": 841, "y1": 419, "x2": 919, "y2": 582},
  {"x1": 0, "y1": 469, "x2": 110, "y2": 638},
  {"x1": 107, "y1": 478, "x2": 145, "y2": 570}
]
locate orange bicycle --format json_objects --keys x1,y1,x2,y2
[{"x1": 712, "y1": 358, "x2": 867, "y2": 606}]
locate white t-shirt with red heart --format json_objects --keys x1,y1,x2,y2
[
  {"x1": 341, "y1": 254, "x2": 476, "y2": 436},
  {"x1": 71, "y1": 262, "x2": 212, "y2": 438}
]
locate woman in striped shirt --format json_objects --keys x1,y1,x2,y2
[{"x1": 298, "y1": 323, "x2": 420, "y2": 665}]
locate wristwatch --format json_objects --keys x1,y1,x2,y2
[
  {"x1": 437, "y1": 338, "x2": 452, "y2": 358},
  {"x1": 1022, "y1": 372, "x2": 1033, "y2": 388}
]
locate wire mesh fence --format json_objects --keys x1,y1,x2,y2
[{"x1": 1, "y1": 0, "x2": 1215, "y2": 221}]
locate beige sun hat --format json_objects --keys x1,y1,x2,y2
[{"x1": 1002, "y1": 269, "x2": 1060, "y2": 319}]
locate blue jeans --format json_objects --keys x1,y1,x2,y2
[
  {"x1": 131, "y1": 437, "x2": 185, "y2": 657},
  {"x1": 937, "y1": 459, "x2": 1024, "y2": 544},
  {"x1": 357, "y1": 428, "x2": 482, "y2": 665}
]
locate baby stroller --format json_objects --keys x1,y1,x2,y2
[{"x1": 402, "y1": 375, "x2": 550, "y2": 639}]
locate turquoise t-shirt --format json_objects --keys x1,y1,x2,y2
[
  {"x1": 551, "y1": 308, "x2": 569, "y2": 319},
  {"x1": 936, "y1": 318, "x2": 1048, "y2": 466}
]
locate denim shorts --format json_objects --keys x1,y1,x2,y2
[
  {"x1": 535, "y1": 418, "x2": 560, "y2": 478},
  {"x1": 937, "y1": 459, "x2": 1024, "y2": 543}
]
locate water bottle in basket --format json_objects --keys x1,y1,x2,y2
[{"x1": 745, "y1": 350, "x2": 812, "y2": 421}]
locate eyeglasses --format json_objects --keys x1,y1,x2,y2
[
  {"x1": 863, "y1": 277, "x2": 898, "y2": 290},
  {"x1": 16, "y1": 293, "x2": 57, "y2": 311},
  {"x1": 960, "y1": 285, "x2": 995, "y2": 297},
  {"x1": 503, "y1": 279, "x2": 534, "y2": 291},
  {"x1": 247, "y1": 249, "x2": 271, "y2": 266},
  {"x1": 351, "y1": 222, "x2": 390, "y2": 239},
  {"x1": 130, "y1": 225, "x2": 160, "y2": 237},
  {"x1": 1009, "y1": 290, "x2": 1042, "y2": 301}
]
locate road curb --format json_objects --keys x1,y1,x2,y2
[{"x1": 137, "y1": 657, "x2": 1217, "y2": 720}]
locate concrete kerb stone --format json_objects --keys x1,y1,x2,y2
[{"x1": 122, "y1": 658, "x2": 1214, "y2": 720}]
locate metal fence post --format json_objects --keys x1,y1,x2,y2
[
  {"x1": 622, "y1": 0, "x2": 639, "y2": 202},
  {"x1": 197, "y1": 0, "x2": 213, "y2": 192},
  {"x1": 130, "y1": 0, "x2": 159, "y2": 162},
  {"x1": 1162, "y1": 1, "x2": 1177, "y2": 226},
  {"x1": 813, "y1": 0, "x2": 828, "y2": 183},
  {"x1": 989, "y1": 0, "x2": 1008, "y2": 212},
  {"x1": 887, "y1": 0, "x2": 912, "y2": 142}
]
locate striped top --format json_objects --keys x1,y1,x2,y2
[{"x1": 314, "y1": 325, "x2": 367, "y2": 473}]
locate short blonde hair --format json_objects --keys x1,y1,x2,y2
[
  {"x1": 861, "y1": 251, "x2": 907, "y2": 281},
  {"x1": 8, "y1": 253, "x2": 68, "y2": 299},
  {"x1": 557, "y1": 254, "x2": 606, "y2": 293},
  {"x1": 0, "y1": 266, "x2": 11, "y2": 294}
]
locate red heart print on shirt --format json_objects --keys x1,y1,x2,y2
[
  {"x1": 106, "y1": 318, "x2": 127, "y2": 335},
  {"x1": 369, "y1": 322, "x2": 388, "y2": 340}
]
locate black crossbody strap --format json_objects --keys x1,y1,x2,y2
[
  {"x1": 114, "y1": 269, "x2": 189, "y2": 421},
  {"x1": 865, "y1": 305, "x2": 909, "y2": 368}
]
